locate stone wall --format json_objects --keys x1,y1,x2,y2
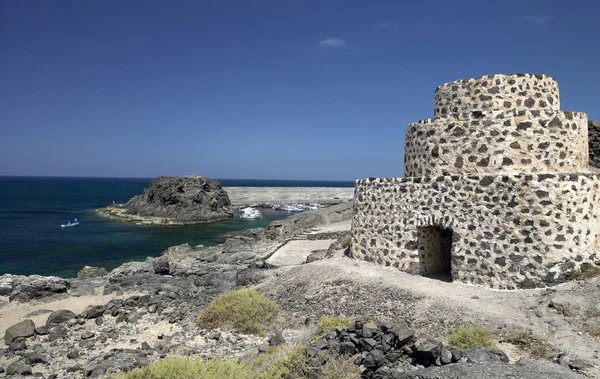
[
  {"x1": 351, "y1": 174, "x2": 600, "y2": 289},
  {"x1": 351, "y1": 73, "x2": 600, "y2": 289},
  {"x1": 588, "y1": 119, "x2": 600, "y2": 169},
  {"x1": 404, "y1": 110, "x2": 589, "y2": 177},
  {"x1": 434, "y1": 74, "x2": 559, "y2": 116}
]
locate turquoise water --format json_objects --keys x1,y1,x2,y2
[{"x1": 0, "y1": 176, "x2": 353, "y2": 277}]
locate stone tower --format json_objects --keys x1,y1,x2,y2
[{"x1": 350, "y1": 74, "x2": 600, "y2": 289}]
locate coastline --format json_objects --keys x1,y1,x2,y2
[
  {"x1": 223, "y1": 186, "x2": 355, "y2": 206},
  {"x1": 97, "y1": 186, "x2": 356, "y2": 225}
]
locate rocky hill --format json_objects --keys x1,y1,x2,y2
[{"x1": 100, "y1": 175, "x2": 233, "y2": 225}]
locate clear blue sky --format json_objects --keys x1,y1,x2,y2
[{"x1": 1, "y1": 0, "x2": 599, "y2": 180}]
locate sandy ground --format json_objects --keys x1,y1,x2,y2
[
  {"x1": 0, "y1": 293, "x2": 138, "y2": 347},
  {"x1": 266, "y1": 240, "x2": 335, "y2": 266},
  {"x1": 224, "y1": 187, "x2": 354, "y2": 206},
  {"x1": 309, "y1": 219, "x2": 352, "y2": 234}
]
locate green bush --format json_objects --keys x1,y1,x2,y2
[
  {"x1": 339, "y1": 236, "x2": 351, "y2": 248},
  {"x1": 112, "y1": 357, "x2": 250, "y2": 379},
  {"x1": 112, "y1": 343, "x2": 361, "y2": 379},
  {"x1": 259, "y1": 344, "x2": 317, "y2": 379},
  {"x1": 196, "y1": 289, "x2": 279, "y2": 336},
  {"x1": 569, "y1": 266, "x2": 600, "y2": 281},
  {"x1": 447, "y1": 326, "x2": 497, "y2": 349}
]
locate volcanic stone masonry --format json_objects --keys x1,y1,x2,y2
[{"x1": 350, "y1": 73, "x2": 600, "y2": 289}]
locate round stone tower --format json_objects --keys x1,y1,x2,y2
[
  {"x1": 404, "y1": 74, "x2": 589, "y2": 177},
  {"x1": 351, "y1": 74, "x2": 600, "y2": 289}
]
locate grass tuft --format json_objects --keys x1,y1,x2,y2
[
  {"x1": 196, "y1": 289, "x2": 279, "y2": 336},
  {"x1": 503, "y1": 330, "x2": 550, "y2": 358},
  {"x1": 339, "y1": 236, "x2": 352, "y2": 248},
  {"x1": 112, "y1": 357, "x2": 250, "y2": 379},
  {"x1": 447, "y1": 326, "x2": 497, "y2": 350}
]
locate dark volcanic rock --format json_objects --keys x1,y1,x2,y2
[
  {"x1": 4, "y1": 320, "x2": 35, "y2": 344},
  {"x1": 123, "y1": 175, "x2": 233, "y2": 224}
]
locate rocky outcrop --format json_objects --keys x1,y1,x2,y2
[
  {"x1": 0, "y1": 274, "x2": 69, "y2": 302},
  {"x1": 77, "y1": 266, "x2": 107, "y2": 279},
  {"x1": 100, "y1": 175, "x2": 233, "y2": 225}
]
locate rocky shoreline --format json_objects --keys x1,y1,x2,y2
[{"x1": 1, "y1": 201, "x2": 599, "y2": 378}]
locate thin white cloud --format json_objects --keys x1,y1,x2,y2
[
  {"x1": 318, "y1": 37, "x2": 350, "y2": 49},
  {"x1": 524, "y1": 16, "x2": 554, "y2": 24},
  {"x1": 377, "y1": 20, "x2": 401, "y2": 29}
]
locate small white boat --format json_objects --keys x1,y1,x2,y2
[
  {"x1": 240, "y1": 208, "x2": 262, "y2": 219},
  {"x1": 61, "y1": 218, "x2": 80, "y2": 228}
]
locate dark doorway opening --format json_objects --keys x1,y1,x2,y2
[{"x1": 417, "y1": 226, "x2": 452, "y2": 281}]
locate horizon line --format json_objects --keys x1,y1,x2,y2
[{"x1": 0, "y1": 174, "x2": 357, "y2": 182}]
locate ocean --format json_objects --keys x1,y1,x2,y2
[{"x1": 0, "y1": 176, "x2": 354, "y2": 278}]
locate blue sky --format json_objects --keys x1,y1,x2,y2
[{"x1": 1, "y1": 0, "x2": 599, "y2": 180}]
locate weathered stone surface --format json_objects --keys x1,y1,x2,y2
[
  {"x1": 4, "y1": 319, "x2": 35, "y2": 344},
  {"x1": 117, "y1": 175, "x2": 233, "y2": 224}
]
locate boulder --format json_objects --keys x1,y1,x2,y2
[
  {"x1": 8, "y1": 275, "x2": 69, "y2": 302},
  {"x1": 123, "y1": 175, "x2": 233, "y2": 223},
  {"x1": 46, "y1": 309, "x2": 76, "y2": 328},
  {"x1": 77, "y1": 266, "x2": 108, "y2": 279},
  {"x1": 268, "y1": 329, "x2": 285, "y2": 346},
  {"x1": 80, "y1": 305, "x2": 105, "y2": 319},
  {"x1": 305, "y1": 249, "x2": 327, "y2": 263},
  {"x1": 4, "y1": 320, "x2": 35, "y2": 344},
  {"x1": 153, "y1": 256, "x2": 170, "y2": 275},
  {"x1": 0, "y1": 275, "x2": 16, "y2": 296},
  {"x1": 6, "y1": 361, "x2": 31, "y2": 376}
]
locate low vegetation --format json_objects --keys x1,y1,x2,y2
[
  {"x1": 196, "y1": 289, "x2": 279, "y2": 336},
  {"x1": 502, "y1": 331, "x2": 551, "y2": 359},
  {"x1": 568, "y1": 265, "x2": 600, "y2": 281},
  {"x1": 339, "y1": 236, "x2": 351, "y2": 248},
  {"x1": 446, "y1": 326, "x2": 497, "y2": 350},
  {"x1": 112, "y1": 357, "x2": 251, "y2": 379},
  {"x1": 112, "y1": 345, "x2": 360, "y2": 379}
]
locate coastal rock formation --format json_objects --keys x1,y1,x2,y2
[
  {"x1": 106, "y1": 175, "x2": 233, "y2": 225},
  {"x1": 351, "y1": 73, "x2": 600, "y2": 289}
]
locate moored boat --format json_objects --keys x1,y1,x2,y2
[
  {"x1": 240, "y1": 207, "x2": 262, "y2": 219},
  {"x1": 61, "y1": 218, "x2": 80, "y2": 228}
]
